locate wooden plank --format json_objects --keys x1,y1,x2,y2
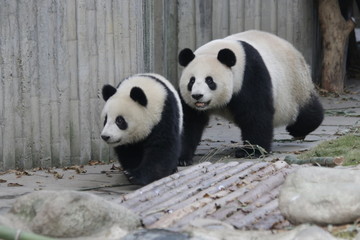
[
  {"x1": 0, "y1": 0, "x2": 17, "y2": 170},
  {"x1": 276, "y1": 0, "x2": 288, "y2": 39},
  {"x1": 100, "y1": 0, "x2": 115, "y2": 161},
  {"x1": 77, "y1": 0, "x2": 91, "y2": 164},
  {"x1": 298, "y1": 0, "x2": 314, "y2": 66},
  {"x1": 18, "y1": 0, "x2": 38, "y2": 169},
  {"x1": 169, "y1": 162, "x2": 288, "y2": 229},
  {"x1": 86, "y1": 0, "x2": 100, "y2": 162},
  {"x1": 244, "y1": 0, "x2": 261, "y2": 30},
  {"x1": 66, "y1": 0, "x2": 80, "y2": 165},
  {"x1": 95, "y1": 0, "x2": 109, "y2": 162},
  {"x1": 163, "y1": 0, "x2": 178, "y2": 83},
  {"x1": 285, "y1": 0, "x2": 294, "y2": 43},
  {"x1": 228, "y1": 199, "x2": 279, "y2": 229},
  {"x1": 10, "y1": 0, "x2": 25, "y2": 170},
  {"x1": 270, "y1": 0, "x2": 278, "y2": 34},
  {"x1": 0, "y1": 2, "x2": 3, "y2": 170},
  {"x1": 56, "y1": 0, "x2": 71, "y2": 166},
  {"x1": 113, "y1": 0, "x2": 130, "y2": 83},
  {"x1": 142, "y1": 1, "x2": 153, "y2": 73},
  {"x1": 229, "y1": 0, "x2": 245, "y2": 34},
  {"x1": 134, "y1": 162, "x2": 243, "y2": 214},
  {"x1": 2, "y1": 1, "x2": 33, "y2": 170},
  {"x1": 128, "y1": 0, "x2": 145, "y2": 76},
  {"x1": 261, "y1": 0, "x2": 277, "y2": 33},
  {"x1": 177, "y1": 0, "x2": 196, "y2": 50},
  {"x1": 151, "y1": 0, "x2": 165, "y2": 75},
  {"x1": 195, "y1": 0, "x2": 212, "y2": 47},
  {"x1": 30, "y1": 18, "x2": 41, "y2": 173},
  {"x1": 212, "y1": 0, "x2": 229, "y2": 39},
  {"x1": 120, "y1": 162, "x2": 213, "y2": 202},
  {"x1": 37, "y1": 0, "x2": 54, "y2": 168},
  {"x1": 49, "y1": 1, "x2": 60, "y2": 168}
]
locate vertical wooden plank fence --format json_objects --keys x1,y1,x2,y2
[{"x1": 0, "y1": 0, "x2": 318, "y2": 170}]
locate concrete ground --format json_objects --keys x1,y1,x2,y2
[{"x1": 0, "y1": 80, "x2": 359, "y2": 216}]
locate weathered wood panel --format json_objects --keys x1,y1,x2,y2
[
  {"x1": 175, "y1": 0, "x2": 317, "y2": 70},
  {"x1": 0, "y1": 0, "x2": 319, "y2": 170},
  {"x1": 0, "y1": 0, "x2": 147, "y2": 170}
]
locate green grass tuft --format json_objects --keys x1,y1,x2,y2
[{"x1": 299, "y1": 128, "x2": 360, "y2": 166}]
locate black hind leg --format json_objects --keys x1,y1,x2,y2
[{"x1": 286, "y1": 93, "x2": 324, "y2": 139}]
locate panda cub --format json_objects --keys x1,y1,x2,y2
[
  {"x1": 100, "y1": 73, "x2": 183, "y2": 185},
  {"x1": 178, "y1": 30, "x2": 324, "y2": 165}
]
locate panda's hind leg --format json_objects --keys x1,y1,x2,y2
[{"x1": 286, "y1": 93, "x2": 324, "y2": 139}]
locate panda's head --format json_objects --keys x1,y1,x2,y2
[
  {"x1": 178, "y1": 48, "x2": 236, "y2": 110},
  {"x1": 100, "y1": 78, "x2": 165, "y2": 147}
]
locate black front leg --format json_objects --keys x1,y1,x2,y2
[
  {"x1": 178, "y1": 102, "x2": 209, "y2": 166},
  {"x1": 125, "y1": 143, "x2": 179, "y2": 185},
  {"x1": 235, "y1": 117, "x2": 273, "y2": 158}
]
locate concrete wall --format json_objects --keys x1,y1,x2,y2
[{"x1": 0, "y1": 0, "x2": 319, "y2": 170}]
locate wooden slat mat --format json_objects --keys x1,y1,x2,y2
[{"x1": 118, "y1": 161, "x2": 299, "y2": 230}]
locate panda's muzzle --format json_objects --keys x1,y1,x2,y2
[
  {"x1": 101, "y1": 135, "x2": 110, "y2": 142},
  {"x1": 101, "y1": 135, "x2": 121, "y2": 145},
  {"x1": 192, "y1": 94, "x2": 203, "y2": 100},
  {"x1": 191, "y1": 94, "x2": 210, "y2": 108}
]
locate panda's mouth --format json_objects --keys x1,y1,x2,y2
[
  {"x1": 195, "y1": 101, "x2": 210, "y2": 108},
  {"x1": 108, "y1": 139, "x2": 122, "y2": 146}
]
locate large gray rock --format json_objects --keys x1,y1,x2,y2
[
  {"x1": 0, "y1": 191, "x2": 141, "y2": 239},
  {"x1": 279, "y1": 166, "x2": 360, "y2": 225}
]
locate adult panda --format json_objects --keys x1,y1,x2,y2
[
  {"x1": 101, "y1": 73, "x2": 183, "y2": 185},
  {"x1": 178, "y1": 30, "x2": 324, "y2": 165}
]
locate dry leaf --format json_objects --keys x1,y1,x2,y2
[
  {"x1": 110, "y1": 164, "x2": 122, "y2": 171},
  {"x1": 54, "y1": 173, "x2": 64, "y2": 179},
  {"x1": 88, "y1": 160, "x2": 105, "y2": 166},
  {"x1": 64, "y1": 165, "x2": 86, "y2": 173},
  {"x1": 203, "y1": 193, "x2": 211, "y2": 198}
]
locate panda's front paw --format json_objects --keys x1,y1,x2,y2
[{"x1": 123, "y1": 170, "x2": 147, "y2": 185}]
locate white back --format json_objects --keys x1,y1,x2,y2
[{"x1": 225, "y1": 30, "x2": 314, "y2": 126}]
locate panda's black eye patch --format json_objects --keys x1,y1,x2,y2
[
  {"x1": 104, "y1": 115, "x2": 107, "y2": 126},
  {"x1": 205, "y1": 76, "x2": 217, "y2": 90},
  {"x1": 188, "y1": 77, "x2": 195, "y2": 91},
  {"x1": 116, "y1": 116, "x2": 128, "y2": 130}
]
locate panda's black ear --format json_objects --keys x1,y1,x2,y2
[
  {"x1": 102, "y1": 84, "x2": 117, "y2": 101},
  {"x1": 179, "y1": 48, "x2": 195, "y2": 67},
  {"x1": 217, "y1": 48, "x2": 236, "y2": 68},
  {"x1": 130, "y1": 87, "x2": 147, "y2": 107}
]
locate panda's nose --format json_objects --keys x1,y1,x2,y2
[
  {"x1": 192, "y1": 94, "x2": 203, "y2": 100},
  {"x1": 101, "y1": 135, "x2": 110, "y2": 142}
]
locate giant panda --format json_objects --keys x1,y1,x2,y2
[
  {"x1": 178, "y1": 30, "x2": 324, "y2": 165},
  {"x1": 100, "y1": 73, "x2": 183, "y2": 185}
]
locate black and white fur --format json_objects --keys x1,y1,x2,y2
[
  {"x1": 101, "y1": 73, "x2": 183, "y2": 185},
  {"x1": 178, "y1": 30, "x2": 324, "y2": 165}
]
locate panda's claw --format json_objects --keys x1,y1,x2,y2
[
  {"x1": 123, "y1": 169, "x2": 147, "y2": 185},
  {"x1": 178, "y1": 160, "x2": 193, "y2": 166}
]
